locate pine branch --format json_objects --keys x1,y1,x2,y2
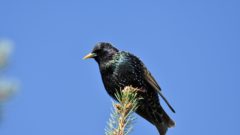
[
  {"x1": 105, "y1": 86, "x2": 141, "y2": 135},
  {"x1": 0, "y1": 39, "x2": 18, "y2": 122}
]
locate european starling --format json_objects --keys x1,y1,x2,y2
[{"x1": 83, "y1": 42, "x2": 175, "y2": 135}]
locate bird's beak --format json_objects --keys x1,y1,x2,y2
[{"x1": 83, "y1": 53, "x2": 97, "y2": 60}]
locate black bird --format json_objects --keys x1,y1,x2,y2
[{"x1": 83, "y1": 42, "x2": 175, "y2": 135}]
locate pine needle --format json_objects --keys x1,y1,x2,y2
[{"x1": 105, "y1": 86, "x2": 141, "y2": 135}]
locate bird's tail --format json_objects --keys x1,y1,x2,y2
[
  {"x1": 156, "y1": 123, "x2": 168, "y2": 135},
  {"x1": 155, "y1": 107, "x2": 175, "y2": 135}
]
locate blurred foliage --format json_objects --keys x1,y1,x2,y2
[
  {"x1": 0, "y1": 39, "x2": 13, "y2": 69},
  {"x1": 0, "y1": 39, "x2": 18, "y2": 121}
]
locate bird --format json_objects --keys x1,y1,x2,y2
[{"x1": 83, "y1": 42, "x2": 175, "y2": 135}]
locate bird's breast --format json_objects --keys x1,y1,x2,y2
[{"x1": 99, "y1": 64, "x2": 119, "y2": 97}]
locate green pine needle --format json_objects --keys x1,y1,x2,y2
[{"x1": 105, "y1": 86, "x2": 141, "y2": 135}]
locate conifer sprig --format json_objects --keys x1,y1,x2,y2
[{"x1": 105, "y1": 86, "x2": 141, "y2": 135}]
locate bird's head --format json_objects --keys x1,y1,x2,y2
[{"x1": 83, "y1": 42, "x2": 119, "y2": 64}]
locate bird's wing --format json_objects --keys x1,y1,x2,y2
[
  {"x1": 144, "y1": 69, "x2": 176, "y2": 113},
  {"x1": 144, "y1": 69, "x2": 162, "y2": 92}
]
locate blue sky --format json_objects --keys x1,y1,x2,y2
[{"x1": 0, "y1": 0, "x2": 240, "y2": 135}]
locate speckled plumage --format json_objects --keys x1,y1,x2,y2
[{"x1": 85, "y1": 42, "x2": 175, "y2": 135}]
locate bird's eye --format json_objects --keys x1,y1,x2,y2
[{"x1": 93, "y1": 49, "x2": 100, "y2": 54}]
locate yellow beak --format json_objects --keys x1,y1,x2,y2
[{"x1": 83, "y1": 53, "x2": 97, "y2": 60}]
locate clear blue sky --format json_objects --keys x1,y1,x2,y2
[{"x1": 0, "y1": 0, "x2": 239, "y2": 135}]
